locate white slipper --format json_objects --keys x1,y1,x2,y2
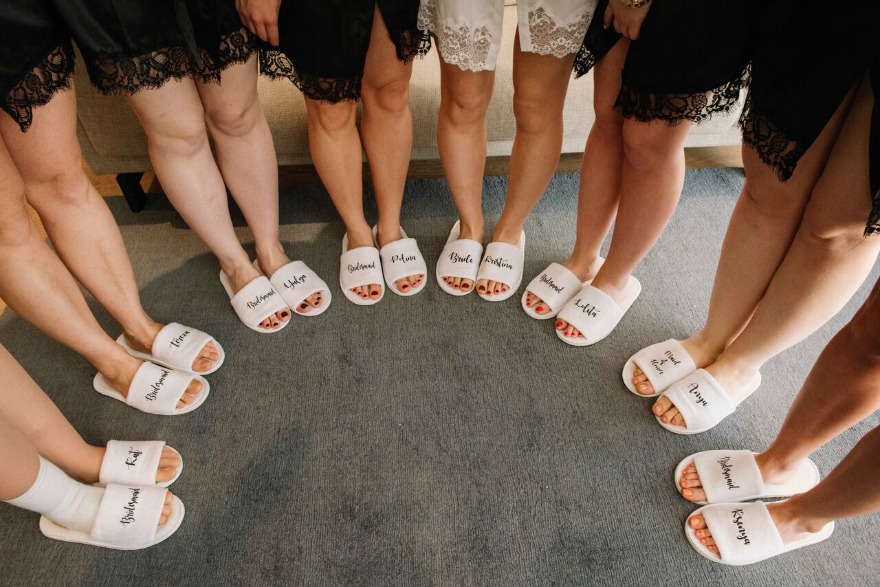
[
  {"x1": 555, "y1": 276, "x2": 642, "y2": 347},
  {"x1": 476, "y1": 232, "x2": 526, "y2": 302},
  {"x1": 622, "y1": 339, "x2": 697, "y2": 397},
  {"x1": 116, "y1": 323, "x2": 225, "y2": 376},
  {"x1": 674, "y1": 450, "x2": 820, "y2": 505},
  {"x1": 98, "y1": 441, "x2": 183, "y2": 489},
  {"x1": 685, "y1": 501, "x2": 833, "y2": 566},
  {"x1": 255, "y1": 259, "x2": 331, "y2": 317},
  {"x1": 93, "y1": 362, "x2": 209, "y2": 416},
  {"x1": 219, "y1": 271, "x2": 290, "y2": 334},
  {"x1": 656, "y1": 369, "x2": 761, "y2": 435},
  {"x1": 373, "y1": 226, "x2": 427, "y2": 297},
  {"x1": 436, "y1": 221, "x2": 483, "y2": 297},
  {"x1": 340, "y1": 234, "x2": 384, "y2": 305},
  {"x1": 521, "y1": 260, "x2": 604, "y2": 320},
  {"x1": 40, "y1": 484, "x2": 185, "y2": 550}
]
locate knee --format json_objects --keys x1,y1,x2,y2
[
  {"x1": 22, "y1": 164, "x2": 91, "y2": 215},
  {"x1": 146, "y1": 114, "x2": 209, "y2": 158},
  {"x1": 621, "y1": 129, "x2": 667, "y2": 172},
  {"x1": 308, "y1": 102, "x2": 356, "y2": 134},
  {"x1": 362, "y1": 78, "x2": 410, "y2": 116},
  {"x1": 513, "y1": 93, "x2": 559, "y2": 136},
  {"x1": 205, "y1": 100, "x2": 262, "y2": 138},
  {"x1": 441, "y1": 87, "x2": 491, "y2": 127},
  {"x1": 797, "y1": 202, "x2": 873, "y2": 256},
  {"x1": 0, "y1": 204, "x2": 37, "y2": 249},
  {"x1": 741, "y1": 178, "x2": 808, "y2": 226},
  {"x1": 591, "y1": 104, "x2": 624, "y2": 138}
]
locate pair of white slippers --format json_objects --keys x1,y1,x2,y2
[
  {"x1": 436, "y1": 221, "x2": 525, "y2": 301},
  {"x1": 340, "y1": 226, "x2": 428, "y2": 305},
  {"x1": 673, "y1": 449, "x2": 830, "y2": 565},
  {"x1": 93, "y1": 322, "x2": 224, "y2": 415},
  {"x1": 622, "y1": 339, "x2": 761, "y2": 434},
  {"x1": 220, "y1": 258, "x2": 332, "y2": 333},
  {"x1": 40, "y1": 440, "x2": 185, "y2": 550},
  {"x1": 521, "y1": 260, "x2": 642, "y2": 347}
]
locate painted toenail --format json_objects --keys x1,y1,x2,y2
[
  {"x1": 555, "y1": 321, "x2": 563, "y2": 328},
  {"x1": 536, "y1": 307, "x2": 544, "y2": 313}
]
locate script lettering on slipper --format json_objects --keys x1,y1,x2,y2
[
  {"x1": 282, "y1": 274, "x2": 309, "y2": 291},
  {"x1": 347, "y1": 261, "x2": 376, "y2": 273},
  {"x1": 650, "y1": 350, "x2": 682, "y2": 375},
  {"x1": 390, "y1": 253, "x2": 416, "y2": 264},
  {"x1": 539, "y1": 273, "x2": 564, "y2": 293},
  {"x1": 169, "y1": 330, "x2": 191, "y2": 348},
  {"x1": 246, "y1": 289, "x2": 277, "y2": 310},
  {"x1": 145, "y1": 368, "x2": 171, "y2": 401},
  {"x1": 448, "y1": 251, "x2": 474, "y2": 265},
  {"x1": 483, "y1": 256, "x2": 513, "y2": 270},
  {"x1": 125, "y1": 447, "x2": 143, "y2": 470},
  {"x1": 572, "y1": 298, "x2": 599, "y2": 318},
  {"x1": 120, "y1": 488, "x2": 141, "y2": 525},
  {"x1": 716, "y1": 456, "x2": 741, "y2": 491},
  {"x1": 686, "y1": 382, "x2": 709, "y2": 407},
  {"x1": 731, "y1": 508, "x2": 751, "y2": 545}
]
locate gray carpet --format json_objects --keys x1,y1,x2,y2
[{"x1": 1, "y1": 168, "x2": 879, "y2": 586}]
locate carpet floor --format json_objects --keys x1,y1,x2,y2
[{"x1": 1, "y1": 169, "x2": 878, "y2": 586}]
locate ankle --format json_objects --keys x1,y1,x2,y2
[
  {"x1": 254, "y1": 241, "x2": 289, "y2": 273},
  {"x1": 96, "y1": 355, "x2": 141, "y2": 397},
  {"x1": 563, "y1": 252, "x2": 602, "y2": 281},
  {"x1": 491, "y1": 222, "x2": 523, "y2": 245},
  {"x1": 686, "y1": 330, "x2": 728, "y2": 365},
  {"x1": 457, "y1": 219, "x2": 484, "y2": 242},
  {"x1": 768, "y1": 498, "x2": 829, "y2": 536},
  {"x1": 66, "y1": 446, "x2": 106, "y2": 485},
  {"x1": 346, "y1": 224, "x2": 375, "y2": 249},
  {"x1": 755, "y1": 450, "x2": 803, "y2": 484},
  {"x1": 375, "y1": 221, "x2": 402, "y2": 247},
  {"x1": 122, "y1": 318, "x2": 163, "y2": 354}
]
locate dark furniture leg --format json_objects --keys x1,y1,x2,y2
[{"x1": 116, "y1": 172, "x2": 146, "y2": 212}]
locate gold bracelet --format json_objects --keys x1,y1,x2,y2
[{"x1": 620, "y1": 0, "x2": 652, "y2": 7}]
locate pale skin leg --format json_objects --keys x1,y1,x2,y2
[
  {"x1": 306, "y1": 6, "x2": 422, "y2": 299},
  {"x1": 0, "y1": 128, "x2": 200, "y2": 408},
  {"x1": 477, "y1": 34, "x2": 578, "y2": 297},
  {"x1": 124, "y1": 77, "x2": 290, "y2": 329},
  {"x1": 0, "y1": 345, "x2": 180, "y2": 484},
  {"x1": 197, "y1": 55, "x2": 323, "y2": 315},
  {"x1": 0, "y1": 411, "x2": 173, "y2": 527},
  {"x1": 0, "y1": 88, "x2": 218, "y2": 370},
  {"x1": 680, "y1": 277, "x2": 880, "y2": 504},
  {"x1": 631, "y1": 82, "x2": 858, "y2": 397},
  {"x1": 435, "y1": 56, "x2": 494, "y2": 293},
  {"x1": 654, "y1": 76, "x2": 880, "y2": 427}
]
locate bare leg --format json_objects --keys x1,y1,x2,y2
[
  {"x1": 124, "y1": 78, "x2": 289, "y2": 329},
  {"x1": 361, "y1": 4, "x2": 423, "y2": 292},
  {"x1": 526, "y1": 40, "x2": 629, "y2": 314},
  {"x1": 478, "y1": 34, "x2": 578, "y2": 297},
  {"x1": 198, "y1": 56, "x2": 324, "y2": 315},
  {"x1": 655, "y1": 76, "x2": 880, "y2": 425},
  {"x1": 0, "y1": 345, "x2": 180, "y2": 484},
  {"x1": 435, "y1": 57, "x2": 494, "y2": 293}
]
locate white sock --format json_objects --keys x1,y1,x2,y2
[{"x1": 4, "y1": 457, "x2": 103, "y2": 534}]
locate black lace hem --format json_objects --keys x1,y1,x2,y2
[
  {"x1": 739, "y1": 90, "x2": 806, "y2": 184},
  {"x1": 573, "y1": 44, "x2": 597, "y2": 78},
  {"x1": 3, "y1": 43, "x2": 75, "y2": 133},
  {"x1": 394, "y1": 27, "x2": 432, "y2": 63},
  {"x1": 259, "y1": 50, "x2": 362, "y2": 103},
  {"x1": 616, "y1": 65, "x2": 750, "y2": 126},
  {"x1": 85, "y1": 28, "x2": 255, "y2": 96}
]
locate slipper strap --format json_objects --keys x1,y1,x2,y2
[
  {"x1": 90, "y1": 484, "x2": 167, "y2": 546},
  {"x1": 127, "y1": 363, "x2": 194, "y2": 415},
  {"x1": 269, "y1": 260, "x2": 328, "y2": 306},
  {"x1": 99, "y1": 441, "x2": 165, "y2": 487},
  {"x1": 340, "y1": 246, "x2": 383, "y2": 290},
  {"x1": 662, "y1": 369, "x2": 735, "y2": 430},
  {"x1": 630, "y1": 339, "x2": 697, "y2": 392},
  {"x1": 230, "y1": 276, "x2": 287, "y2": 328},
  {"x1": 692, "y1": 450, "x2": 765, "y2": 504},
  {"x1": 525, "y1": 263, "x2": 583, "y2": 313},
  {"x1": 478, "y1": 241, "x2": 523, "y2": 286},
  {"x1": 557, "y1": 284, "x2": 621, "y2": 337},
  {"x1": 379, "y1": 238, "x2": 427, "y2": 284},
  {"x1": 437, "y1": 239, "x2": 483, "y2": 281},
  {"x1": 700, "y1": 502, "x2": 784, "y2": 565},
  {"x1": 150, "y1": 323, "x2": 214, "y2": 372}
]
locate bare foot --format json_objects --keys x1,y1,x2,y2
[
  {"x1": 678, "y1": 453, "x2": 805, "y2": 503},
  {"x1": 124, "y1": 322, "x2": 220, "y2": 373},
  {"x1": 376, "y1": 225, "x2": 424, "y2": 294},
  {"x1": 108, "y1": 357, "x2": 205, "y2": 410},
  {"x1": 224, "y1": 260, "x2": 291, "y2": 329}
]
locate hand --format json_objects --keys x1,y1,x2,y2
[
  {"x1": 235, "y1": 0, "x2": 282, "y2": 46},
  {"x1": 603, "y1": 0, "x2": 652, "y2": 41}
]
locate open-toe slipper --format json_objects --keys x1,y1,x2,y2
[
  {"x1": 219, "y1": 271, "x2": 289, "y2": 334},
  {"x1": 93, "y1": 362, "x2": 209, "y2": 416},
  {"x1": 40, "y1": 484, "x2": 185, "y2": 550},
  {"x1": 256, "y1": 259, "x2": 331, "y2": 317},
  {"x1": 116, "y1": 323, "x2": 225, "y2": 376},
  {"x1": 373, "y1": 226, "x2": 427, "y2": 297},
  {"x1": 555, "y1": 275, "x2": 641, "y2": 346},
  {"x1": 674, "y1": 450, "x2": 820, "y2": 505},
  {"x1": 521, "y1": 260, "x2": 604, "y2": 320},
  {"x1": 685, "y1": 501, "x2": 833, "y2": 565},
  {"x1": 436, "y1": 220, "x2": 483, "y2": 297},
  {"x1": 657, "y1": 369, "x2": 761, "y2": 435},
  {"x1": 622, "y1": 339, "x2": 697, "y2": 397},
  {"x1": 476, "y1": 232, "x2": 525, "y2": 302},
  {"x1": 98, "y1": 440, "x2": 183, "y2": 489},
  {"x1": 340, "y1": 234, "x2": 384, "y2": 305}
]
